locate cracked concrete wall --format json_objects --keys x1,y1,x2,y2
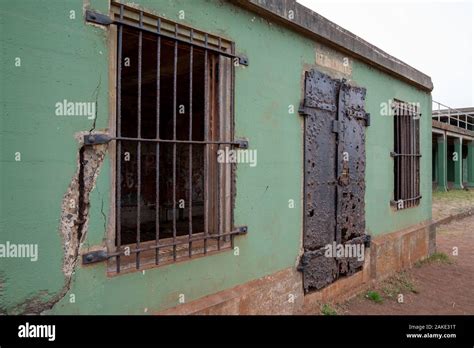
[
  {"x1": 1, "y1": 134, "x2": 108, "y2": 315},
  {"x1": 1, "y1": 0, "x2": 431, "y2": 315},
  {"x1": 60, "y1": 132, "x2": 108, "y2": 279},
  {"x1": 0, "y1": 0, "x2": 110, "y2": 314}
]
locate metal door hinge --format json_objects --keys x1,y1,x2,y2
[
  {"x1": 332, "y1": 120, "x2": 341, "y2": 133},
  {"x1": 298, "y1": 103, "x2": 309, "y2": 117}
]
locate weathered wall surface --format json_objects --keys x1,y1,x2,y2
[
  {"x1": 352, "y1": 62, "x2": 433, "y2": 236},
  {"x1": 0, "y1": 0, "x2": 110, "y2": 313},
  {"x1": 0, "y1": 0, "x2": 432, "y2": 314}
]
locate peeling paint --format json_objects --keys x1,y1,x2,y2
[
  {"x1": 60, "y1": 131, "x2": 108, "y2": 279},
  {"x1": 9, "y1": 131, "x2": 110, "y2": 314}
]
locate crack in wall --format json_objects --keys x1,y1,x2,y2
[
  {"x1": 89, "y1": 75, "x2": 102, "y2": 132},
  {"x1": 61, "y1": 131, "x2": 108, "y2": 279},
  {"x1": 9, "y1": 131, "x2": 110, "y2": 315}
]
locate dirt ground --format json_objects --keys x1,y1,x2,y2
[
  {"x1": 431, "y1": 189, "x2": 474, "y2": 221},
  {"x1": 336, "y1": 214, "x2": 474, "y2": 315}
]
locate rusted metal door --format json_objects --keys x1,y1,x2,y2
[{"x1": 298, "y1": 70, "x2": 370, "y2": 292}]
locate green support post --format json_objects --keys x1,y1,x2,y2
[
  {"x1": 437, "y1": 135, "x2": 447, "y2": 192},
  {"x1": 467, "y1": 140, "x2": 474, "y2": 187},
  {"x1": 453, "y1": 138, "x2": 463, "y2": 189}
]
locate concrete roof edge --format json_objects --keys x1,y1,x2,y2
[{"x1": 235, "y1": 0, "x2": 434, "y2": 92}]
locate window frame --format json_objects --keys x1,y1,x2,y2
[
  {"x1": 391, "y1": 99, "x2": 422, "y2": 210},
  {"x1": 105, "y1": 2, "x2": 244, "y2": 275}
]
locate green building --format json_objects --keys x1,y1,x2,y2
[
  {"x1": 432, "y1": 105, "x2": 474, "y2": 191},
  {"x1": 1, "y1": 0, "x2": 434, "y2": 315}
]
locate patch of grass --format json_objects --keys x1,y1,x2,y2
[
  {"x1": 365, "y1": 290, "x2": 383, "y2": 303},
  {"x1": 320, "y1": 303, "x2": 338, "y2": 315},
  {"x1": 415, "y1": 252, "x2": 452, "y2": 268},
  {"x1": 382, "y1": 272, "x2": 418, "y2": 299},
  {"x1": 432, "y1": 189, "x2": 474, "y2": 201}
]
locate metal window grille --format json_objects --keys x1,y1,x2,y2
[
  {"x1": 391, "y1": 99, "x2": 421, "y2": 209},
  {"x1": 83, "y1": 3, "x2": 248, "y2": 273}
]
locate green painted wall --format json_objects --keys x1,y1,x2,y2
[
  {"x1": 352, "y1": 62, "x2": 432, "y2": 235},
  {"x1": 0, "y1": 0, "x2": 110, "y2": 313},
  {"x1": 0, "y1": 0, "x2": 432, "y2": 314}
]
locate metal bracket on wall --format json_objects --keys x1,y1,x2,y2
[
  {"x1": 237, "y1": 56, "x2": 249, "y2": 66},
  {"x1": 234, "y1": 139, "x2": 249, "y2": 149},
  {"x1": 84, "y1": 134, "x2": 112, "y2": 145},
  {"x1": 82, "y1": 250, "x2": 108, "y2": 265},
  {"x1": 236, "y1": 226, "x2": 248, "y2": 234},
  {"x1": 84, "y1": 134, "x2": 249, "y2": 149},
  {"x1": 85, "y1": 10, "x2": 113, "y2": 26}
]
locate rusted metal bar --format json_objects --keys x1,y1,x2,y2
[
  {"x1": 115, "y1": 4, "x2": 124, "y2": 273},
  {"x1": 407, "y1": 110, "x2": 411, "y2": 208},
  {"x1": 404, "y1": 110, "x2": 408, "y2": 207},
  {"x1": 405, "y1": 111, "x2": 409, "y2": 206},
  {"x1": 413, "y1": 114, "x2": 416, "y2": 205},
  {"x1": 411, "y1": 111, "x2": 415, "y2": 208},
  {"x1": 391, "y1": 195, "x2": 422, "y2": 207},
  {"x1": 391, "y1": 153, "x2": 422, "y2": 157},
  {"x1": 216, "y1": 52, "x2": 222, "y2": 251},
  {"x1": 172, "y1": 24, "x2": 178, "y2": 261},
  {"x1": 105, "y1": 18, "x2": 247, "y2": 64},
  {"x1": 188, "y1": 29, "x2": 194, "y2": 257},
  {"x1": 415, "y1": 119, "x2": 421, "y2": 204},
  {"x1": 230, "y1": 41, "x2": 236, "y2": 250},
  {"x1": 155, "y1": 17, "x2": 161, "y2": 265},
  {"x1": 395, "y1": 104, "x2": 399, "y2": 202},
  {"x1": 203, "y1": 33, "x2": 209, "y2": 254},
  {"x1": 95, "y1": 136, "x2": 246, "y2": 147},
  {"x1": 136, "y1": 11, "x2": 143, "y2": 269},
  {"x1": 400, "y1": 107, "x2": 405, "y2": 206},
  {"x1": 105, "y1": 226, "x2": 248, "y2": 259}
]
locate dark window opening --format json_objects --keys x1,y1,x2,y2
[
  {"x1": 119, "y1": 27, "x2": 208, "y2": 245},
  {"x1": 110, "y1": 5, "x2": 240, "y2": 273},
  {"x1": 393, "y1": 100, "x2": 421, "y2": 210}
]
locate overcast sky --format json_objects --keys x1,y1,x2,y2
[{"x1": 297, "y1": 0, "x2": 474, "y2": 109}]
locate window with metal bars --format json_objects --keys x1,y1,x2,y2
[
  {"x1": 92, "y1": 3, "x2": 248, "y2": 274},
  {"x1": 391, "y1": 99, "x2": 421, "y2": 210}
]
